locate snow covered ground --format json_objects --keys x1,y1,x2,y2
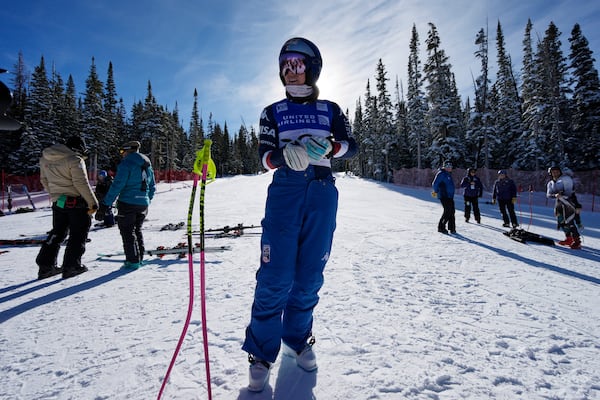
[{"x1": 1, "y1": 173, "x2": 599, "y2": 400}]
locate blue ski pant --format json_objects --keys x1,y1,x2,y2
[{"x1": 243, "y1": 166, "x2": 338, "y2": 363}]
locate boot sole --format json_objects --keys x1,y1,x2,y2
[
  {"x1": 62, "y1": 268, "x2": 88, "y2": 279},
  {"x1": 38, "y1": 269, "x2": 62, "y2": 280}
]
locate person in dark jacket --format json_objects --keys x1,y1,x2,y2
[
  {"x1": 432, "y1": 161, "x2": 456, "y2": 234},
  {"x1": 94, "y1": 170, "x2": 115, "y2": 227},
  {"x1": 460, "y1": 167, "x2": 483, "y2": 223},
  {"x1": 96, "y1": 141, "x2": 156, "y2": 269},
  {"x1": 242, "y1": 37, "x2": 358, "y2": 392},
  {"x1": 36, "y1": 135, "x2": 98, "y2": 279},
  {"x1": 492, "y1": 169, "x2": 519, "y2": 228}
]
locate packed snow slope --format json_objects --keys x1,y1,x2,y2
[{"x1": 1, "y1": 172, "x2": 599, "y2": 400}]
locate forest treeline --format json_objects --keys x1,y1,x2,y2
[{"x1": 1, "y1": 18, "x2": 599, "y2": 181}]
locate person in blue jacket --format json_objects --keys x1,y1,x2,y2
[
  {"x1": 96, "y1": 141, "x2": 156, "y2": 269},
  {"x1": 242, "y1": 37, "x2": 358, "y2": 392},
  {"x1": 432, "y1": 161, "x2": 456, "y2": 233},
  {"x1": 492, "y1": 169, "x2": 519, "y2": 228},
  {"x1": 460, "y1": 167, "x2": 483, "y2": 223}
]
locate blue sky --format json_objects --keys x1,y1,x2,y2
[{"x1": 1, "y1": 0, "x2": 599, "y2": 133}]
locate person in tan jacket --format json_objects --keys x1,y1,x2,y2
[{"x1": 36, "y1": 135, "x2": 98, "y2": 279}]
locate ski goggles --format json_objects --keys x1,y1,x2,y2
[{"x1": 279, "y1": 52, "x2": 306, "y2": 76}]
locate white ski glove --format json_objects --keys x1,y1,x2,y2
[
  {"x1": 303, "y1": 136, "x2": 333, "y2": 161},
  {"x1": 282, "y1": 141, "x2": 310, "y2": 171}
]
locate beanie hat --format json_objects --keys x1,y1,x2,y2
[
  {"x1": 121, "y1": 141, "x2": 140, "y2": 152},
  {"x1": 66, "y1": 135, "x2": 88, "y2": 155},
  {"x1": 443, "y1": 161, "x2": 453, "y2": 169},
  {"x1": 548, "y1": 165, "x2": 562, "y2": 175}
]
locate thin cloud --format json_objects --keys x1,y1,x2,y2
[{"x1": 1, "y1": 0, "x2": 599, "y2": 131}]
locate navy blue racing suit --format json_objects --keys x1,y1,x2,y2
[{"x1": 242, "y1": 97, "x2": 357, "y2": 363}]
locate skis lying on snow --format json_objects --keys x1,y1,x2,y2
[
  {"x1": 160, "y1": 222, "x2": 185, "y2": 231},
  {"x1": 90, "y1": 223, "x2": 115, "y2": 231},
  {"x1": 0, "y1": 236, "x2": 91, "y2": 246},
  {"x1": 201, "y1": 223, "x2": 261, "y2": 238},
  {"x1": 97, "y1": 243, "x2": 231, "y2": 259},
  {"x1": 205, "y1": 223, "x2": 260, "y2": 233},
  {"x1": 0, "y1": 238, "x2": 46, "y2": 246},
  {"x1": 503, "y1": 228, "x2": 555, "y2": 246}
]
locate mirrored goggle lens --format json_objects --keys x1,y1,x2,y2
[
  {"x1": 281, "y1": 40, "x2": 316, "y2": 58},
  {"x1": 280, "y1": 53, "x2": 306, "y2": 76}
]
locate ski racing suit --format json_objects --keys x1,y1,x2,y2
[{"x1": 242, "y1": 97, "x2": 357, "y2": 363}]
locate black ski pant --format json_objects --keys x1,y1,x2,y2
[
  {"x1": 438, "y1": 198, "x2": 456, "y2": 232},
  {"x1": 555, "y1": 199, "x2": 580, "y2": 238},
  {"x1": 568, "y1": 193, "x2": 582, "y2": 225},
  {"x1": 36, "y1": 203, "x2": 91, "y2": 273},
  {"x1": 116, "y1": 202, "x2": 148, "y2": 263},
  {"x1": 498, "y1": 199, "x2": 518, "y2": 226},
  {"x1": 463, "y1": 195, "x2": 481, "y2": 222}
]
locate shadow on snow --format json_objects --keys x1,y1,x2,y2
[
  {"x1": 0, "y1": 269, "x2": 133, "y2": 323},
  {"x1": 236, "y1": 351, "x2": 317, "y2": 400}
]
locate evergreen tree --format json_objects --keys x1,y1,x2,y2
[
  {"x1": 536, "y1": 22, "x2": 571, "y2": 167},
  {"x1": 519, "y1": 19, "x2": 545, "y2": 170},
  {"x1": 13, "y1": 56, "x2": 51, "y2": 174},
  {"x1": 352, "y1": 98, "x2": 367, "y2": 176},
  {"x1": 466, "y1": 27, "x2": 493, "y2": 169},
  {"x1": 129, "y1": 100, "x2": 145, "y2": 143},
  {"x1": 391, "y1": 77, "x2": 411, "y2": 169},
  {"x1": 406, "y1": 24, "x2": 429, "y2": 169},
  {"x1": 8, "y1": 51, "x2": 28, "y2": 123},
  {"x1": 423, "y1": 23, "x2": 464, "y2": 166},
  {"x1": 156, "y1": 106, "x2": 181, "y2": 175},
  {"x1": 248, "y1": 125, "x2": 261, "y2": 174},
  {"x1": 139, "y1": 81, "x2": 163, "y2": 169},
  {"x1": 0, "y1": 53, "x2": 27, "y2": 171},
  {"x1": 568, "y1": 23, "x2": 600, "y2": 169},
  {"x1": 362, "y1": 80, "x2": 378, "y2": 178},
  {"x1": 49, "y1": 67, "x2": 69, "y2": 140},
  {"x1": 169, "y1": 102, "x2": 188, "y2": 172},
  {"x1": 373, "y1": 59, "x2": 395, "y2": 180},
  {"x1": 62, "y1": 75, "x2": 81, "y2": 136},
  {"x1": 490, "y1": 20, "x2": 522, "y2": 169},
  {"x1": 102, "y1": 62, "x2": 120, "y2": 165},
  {"x1": 82, "y1": 57, "x2": 107, "y2": 168},
  {"x1": 185, "y1": 88, "x2": 204, "y2": 169},
  {"x1": 231, "y1": 125, "x2": 246, "y2": 174},
  {"x1": 208, "y1": 116, "x2": 230, "y2": 176}
]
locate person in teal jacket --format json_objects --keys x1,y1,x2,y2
[{"x1": 96, "y1": 141, "x2": 156, "y2": 268}]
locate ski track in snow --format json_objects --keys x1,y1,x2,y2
[{"x1": 1, "y1": 174, "x2": 599, "y2": 399}]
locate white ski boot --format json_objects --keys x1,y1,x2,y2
[{"x1": 247, "y1": 355, "x2": 271, "y2": 392}]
